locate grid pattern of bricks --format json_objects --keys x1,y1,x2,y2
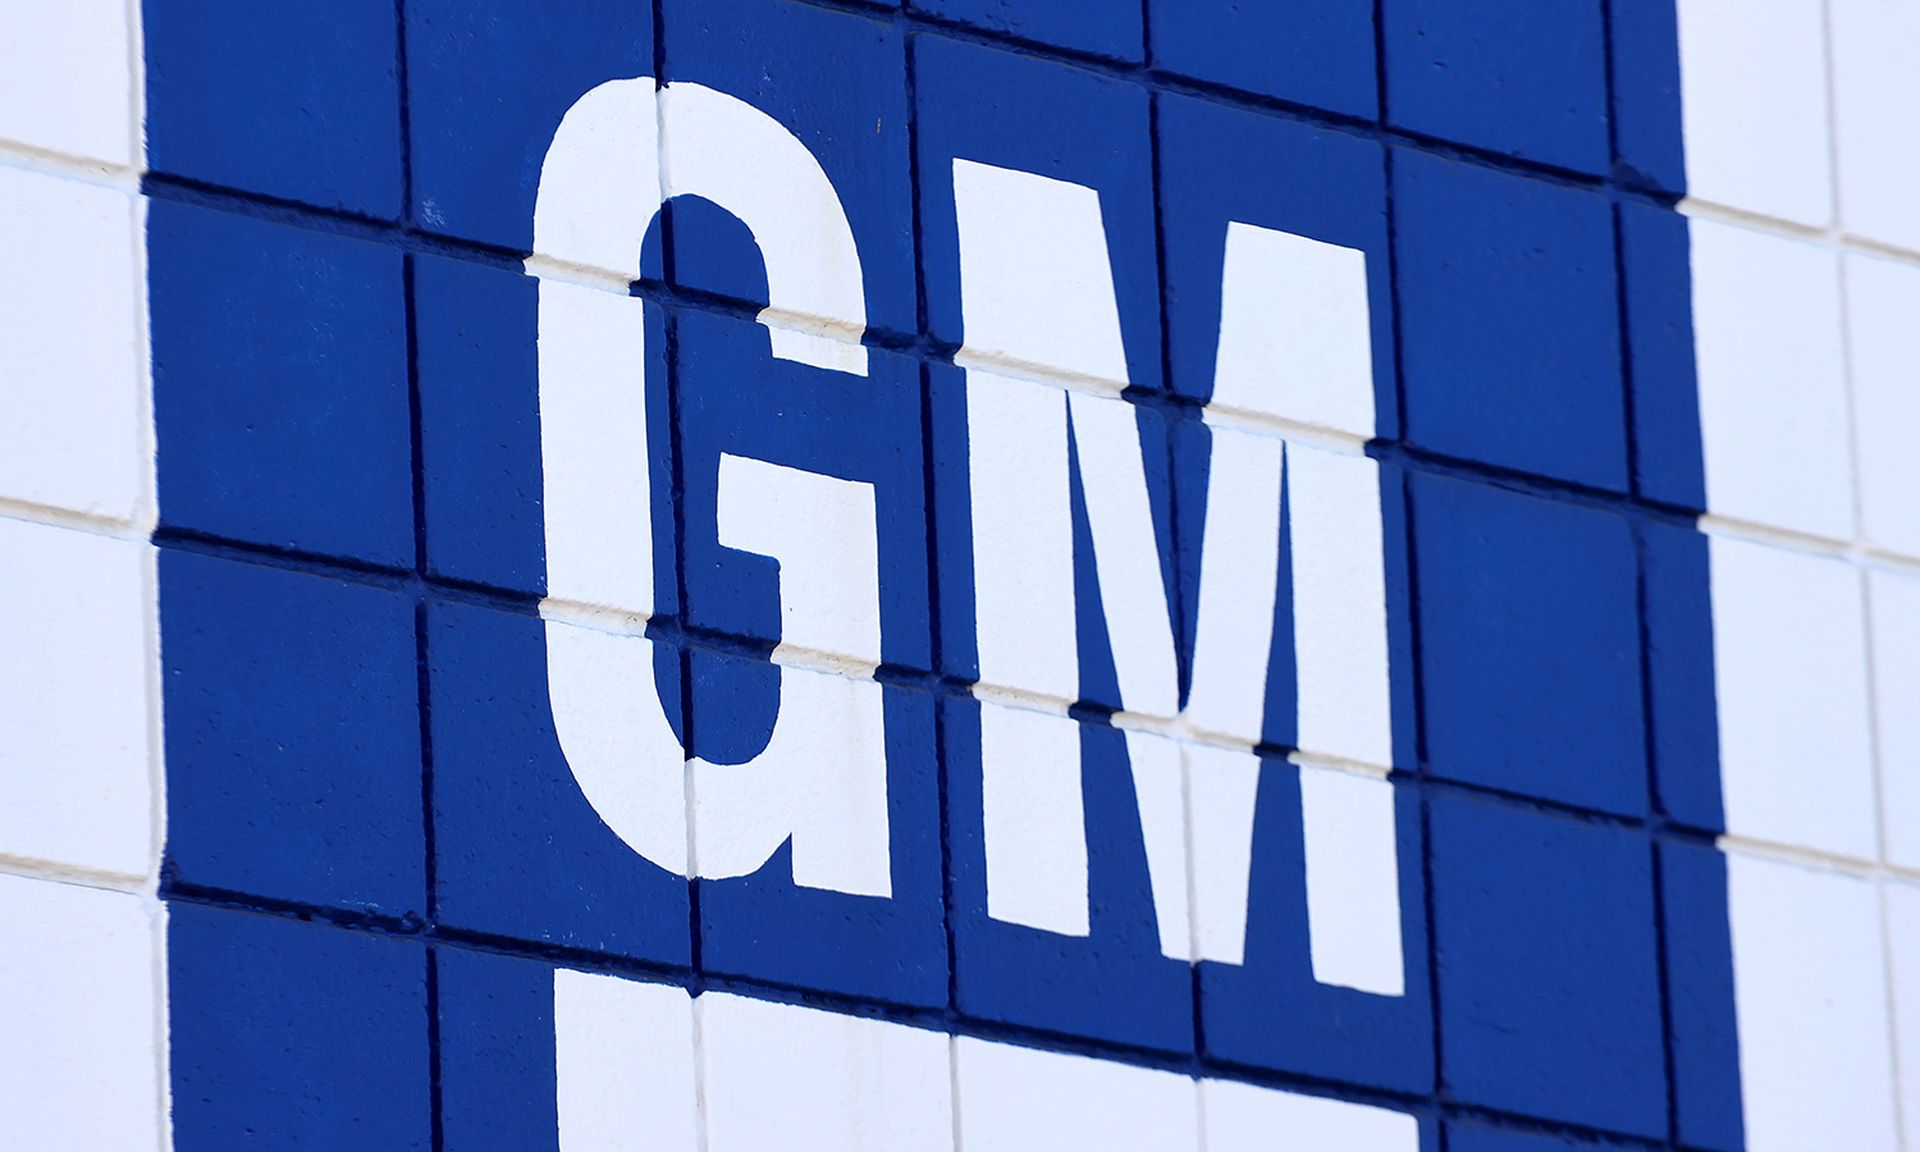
[{"x1": 1, "y1": 0, "x2": 1916, "y2": 1150}]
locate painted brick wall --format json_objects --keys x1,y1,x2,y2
[{"x1": 0, "y1": 2, "x2": 1916, "y2": 1151}]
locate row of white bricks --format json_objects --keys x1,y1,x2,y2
[{"x1": 5, "y1": 1, "x2": 1920, "y2": 1149}]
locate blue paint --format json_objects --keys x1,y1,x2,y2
[
  {"x1": 436, "y1": 948, "x2": 563, "y2": 1152},
  {"x1": 1382, "y1": 0, "x2": 1611, "y2": 174},
  {"x1": 1622, "y1": 202, "x2": 1709, "y2": 510},
  {"x1": 1394, "y1": 150, "x2": 1628, "y2": 490},
  {"x1": 145, "y1": 0, "x2": 402, "y2": 218},
  {"x1": 663, "y1": 0, "x2": 917, "y2": 341},
  {"x1": 150, "y1": 201, "x2": 413, "y2": 567},
  {"x1": 911, "y1": 0, "x2": 1143, "y2": 63},
  {"x1": 1413, "y1": 473, "x2": 1647, "y2": 815},
  {"x1": 1149, "y1": 0, "x2": 1378, "y2": 118},
  {"x1": 1156, "y1": 93, "x2": 1399, "y2": 436},
  {"x1": 1200, "y1": 769, "x2": 1434, "y2": 1093},
  {"x1": 1662, "y1": 840, "x2": 1747, "y2": 1151},
  {"x1": 168, "y1": 904, "x2": 431, "y2": 1150},
  {"x1": 161, "y1": 549, "x2": 425, "y2": 917},
  {"x1": 429, "y1": 599, "x2": 690, "y2": 965},
  {"x1": 405, "y1": 0, "x2": 653, "y2": 249},
  {"x1": 1430, "y1": 791, "x2": 1668, "y2": 1137},
  {"x1": 915, "y1": 35, "x2": 1162, "y2": 392}
]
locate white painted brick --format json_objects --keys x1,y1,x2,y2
[
  {"x1": 1883, "y1": 881, "x2": 1920, "y2": 1152},
  {"x1": 0, "y1": 165, "x2": 146, "y2": 522},
  {"x1": 0, "y1": 874, "x2": 161, "y2": 1151},
  {"x1": 1830, "y1": 0, "x2": 1920, "y2": 252},
  {"x1": 0, "y1": 0, "x2": 137, "y2": 169},
  {"x1": 0, "y1": 519, "x2": 154, "y2": 880},
  {"x1": 1690, "y1": 219, "x2": 1853, "y2": 541},
  {"x1": 954, "y1": 1036, "x2": 1200, "y2": 1152},
  {"x1": 1676, "y1": 0, "x2": 1833, "y2": 225},
  {"x1": 700, "y1": 993, "x2": 954, "y2": 1151},
  {"x1": 1710, "y1": 535, "x2": 1876, "y2": 860},
  {"x1": 553, "y1": 968, "x2": 697, "y2": 1151},
  {"x1": 1845, "y1": 253, "x2": 1920, "y2": 561},
  {"x1": 1872, "y1": 568, "x2": 1920, "y2": 872},
  {"x1": 1726, "y1": 852, "x2": 1898, "y2": 1152},
  {"x1": 1201, "y1": 1079, "x2": 1418, "y2": 1152}
]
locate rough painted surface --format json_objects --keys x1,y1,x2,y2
[{"x1": 1, "y1": 1, "x2": 1917, "y2": 1149}]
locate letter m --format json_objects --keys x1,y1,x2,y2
[{"x1": 953, "y1": 159, "x2": 1406, "y2": 997}]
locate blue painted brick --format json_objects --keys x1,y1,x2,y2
[
  {"x1": 146, "y1": 0, "x2": 402, "y2": 217},
  {"x1": 1610, "y1": 0, "x2": 1688, "y2": 193},
  {"x1": 437, "y1": 948, "x2": 562, "y2": 1152},
  {"x1": 915, "y1": 35, "x2": 1161, "y2": 392},
  {"x1": 911, "y1": 0, "x2": 1142, "y2": 63},
  {"x1": 405, "y1": 0, "x2": 653, "y2": 250},
  {"x1": 675, "y1": 308, "x2": 932, "y2": 671},
  {"x1": 1413, "y1": 473, "x2": 1646, "y2": 815},
  {"x1": 1200, "y1": 769, "x2": 1434, "y2": 1094},
  {"x1": 414, "y1": 255, "x2": 549, "y2": 596},
  {"x1": 1383, "y1": 0, "x2": 1610, "y2": 174},
  {"x1": 413, "y1": 256, "x2": 677, "y2": 602},
  {"x1": 692, "y1": 650, "x2": 947, "y2": 1008},
  {"x1": 1448, "y1": 1122, "x2": 1607, "y2": 1151},
  {"x1": 429, "y1": 599, "x2": 691, "y2": 966},
  {"x1": 1663, "y1": 840, "x2": 1745, "y2": 1152},
  {"x1": 1156, "y1": 93, "x2": 1397, "y2": 434},
  {"x1": 1430, "y1": 792, "x2": 1667, "y2": 1137},
  {"x1": 1394, "y1": 150, "x2": 1627, "y2": 490},
  {"x1": 945, "y1": 700, "x2": 1193, "y2": 1052},
  {"x1": 1621, "y1": 201, "x2": 1707, "y2": 510},
  {"x1": 1643, "y1": 522, "x2": 1724, "y2": 830},
  {"x1": 1149, "y1": 0, "x2": 1378, "y2": 118},
  {"x1": 662, "y1": 0, "x2": 916, "y2": 340},
  {"x1": 168, "y1": 904, "x2": 430, "y2": 1150},
  {"x1": 161, "y1": 550, "x2": 424, "y2": 917},
  {"x1": 150, "y1": 201, "x2": 413, "y2": 568}
]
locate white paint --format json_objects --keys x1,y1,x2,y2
[
  {"x1": 662, "y1": 84, "x2": 869, "y2": 375},
  {"x1": 532, "y1": 76, "x2": 866, "y2": 375},
  {"x1": 0, "y1": 166, "x2": 146, "y2": 523},
  {"x1": 1675, "y1": 0, "x2": 1834, "y2": 225},
  {"x1": 546, "y1": 974, "x2": 1418, "y2": 1150},
  {"x1": 965, "y1": 370, "x2": 1078, "y2": 705},
  {"x1": 1688, "y1": 219, "x2": 1854, "y2": 542},
  {"x1": 545, "y1": 621, "x2": 690, "y2": 874},
  {"x1": 1182, "y1": 427, "x2": 1284, "y2": 744},
  {"x1": 952, "y1": 159, "x2": 1132, "y2": 390},
  {"x1": 0, "y1": 874, "x2": 161, "y2": 1152},
  {"x1": 981, "y1": 703, "x2": 1088, "y2": 936},
  {"x1": 955, "y1": 170, "x2": 1404, "y2": 988},
  {"x1": 1709, "y1": 535, "x2": 1877, "y2": 860},
  {"x1": 554, "y1": 968, "x2": 698, "y2": 1152},
  {"x1": 691, "y1": 665, "x2": 892, "y2": 897},
  {"x1": 1299, "y1": 766, "x2": 1404, "y2": 996},
  {"x1": 1201, "y1": 1078, "x2": 1419, "y2": 1152},
  {"x1": 717, "y1": 454, "x2": 881, "y2": 672},
  {"x1": 1844, "y1": 254, "x2": 1920, "y2": 561},
  {"x1": 1829, "y1": 0, "x2": 1920, "y2": 252},
  {"x1": 1285, "y1": 442, "x2": 1394, "y2": 771},
  {"x1": 1726, "y1": 852, "x2": 1899, "y2": 1152},
  {"x1": 1069, "y1": 387, "x2": 1182, "y2": 720},
  {"x1": 536, "y1": 75, "x2": 894, "y2": 897},
  {"x1": 0, "y1": 520, "x2": 154, "y2": 880},
  {"x1": 1871, "y1": 569, "x2": 1920, "y2": 872},
  {"x1": 539, "y1": 280, "x2": 658, "y2": 620},
  {"x1": 1186, "y1": 744, "x2": 1261, "y2": 967},
  {"x1": 1127, "y1": 729, "x2": 1193, "y2": 962},
  {"x1": 700, "y1": 992, "x2": 953, "y2": 1151},
  {"x1": 0, "y1": 0, "x2": 136, "y2": 168},
  {"x1": 1210, "y1": 222, "x2": 1375, "y2": 438},
  {"x1": 1883, "y1": 881, "x2": 1920, "y2": 1152},
  {"x1": 953, "y1": 1036, "x2": 1201, "y2": 1152}
]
